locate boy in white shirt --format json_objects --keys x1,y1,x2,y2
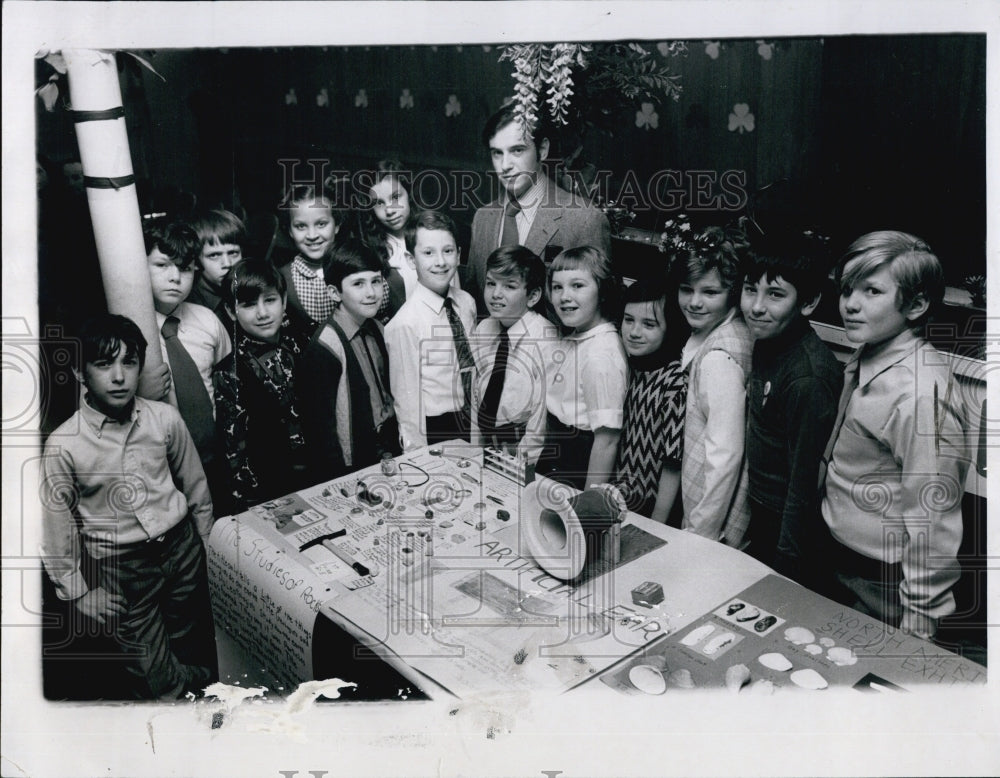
[
  {"x1": 385, "y1": 210, "x2": 477, "y2": 450},
  {"x1": 471, "y1": 245, "x2": 554, "y2": 465}
]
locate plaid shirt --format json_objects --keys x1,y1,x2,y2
[{"x1": 290, "y1": 257, "x2": 336, "y2": 324}]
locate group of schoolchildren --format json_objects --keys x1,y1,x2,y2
[{"x1": 41, "y1": 110, "x2": 972, "y2": 700}]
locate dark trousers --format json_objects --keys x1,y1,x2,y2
[
  {"x1": 828, "y1": 539, "x2": 904, "y2": 628},
  {"x1": 746, "y1": 498, "x2": 838, "y2": 594},
  {"x1": 425, "y1": 409, "x2": 472, "y2": 444},
  {"x1": 99, "y1": 517, "x2": 218, "y2": 699},
  {"x1": 535, "y1": 413, "x2": 595, "y2": 492}
]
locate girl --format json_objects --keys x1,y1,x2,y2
[
  {"x1": 277, "y1": 181, "x2": 342, "y2": 333},
  {"x1": 213, "y1": 259, "x2": 310, "y2": 513},
  {"x1": 359, "y1": 158, "x2": 460, "y2": 323},
  {"x1": 675, "y1": 226, "x2": 754, "y2": 547},
  {"x1": 536, "y1": 246, "x2": 627, "y2": 491},
  {"x1": 614, "y1": 278, "x2": 690, "y2": 523}
]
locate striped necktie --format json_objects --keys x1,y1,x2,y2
[{"x1": 443, "y1": 297, "x2": 474, "y2": 411}]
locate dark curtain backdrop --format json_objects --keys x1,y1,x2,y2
[{"x1": 36, "y1": 34, "x2": 985, "y2": 283}]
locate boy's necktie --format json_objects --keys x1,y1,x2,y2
[
  {"x1": 161, "y1": 315, "x2": 215, "y2": 454},
  {"x1": 477, "y1": 328, "x2": 510, "y2": 436},
  {"x1": 817, "y1": 359, "x2": 860, "y2": 490},
  {"x1": 443, "y1": 298, "x2": 475, "y2": 411},
  {"x1": 500, "y1": 196, "x2": 521, "y2": 247}
]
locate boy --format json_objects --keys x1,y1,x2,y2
[
  {"x1": 214, "y1": 259, "x2": 311, "y2": 512},
  {"x1": 188, "y1": 209, "x2": 246, "y2": 328},
  {"x1": 471, "y1": 245, "x2": 552, "y2": 465},
  {"x1": 740, "y1": 232, "x2": 842, "y2": 585},
  {"x1": 385, "y1": 210, "x2": 477, "y2": 450},
  {"x1": 144, "y1": 219, "x2": 231, "y2": 481},
  {"x1": 298, "y1": 241, "x2": 400, "y2": 481},
  {"x1": 468, "y1": 103, "x2": 610, "y2": 317},
  {"x1": 820, "y1": 231, "x2": 969, "y2": 640},
  {"x1": 40, "y1": 314, "x2": 218, "y2": 699}
]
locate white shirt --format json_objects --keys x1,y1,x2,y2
[
  {"x1": 546, "y1": 321, "x2": 628, "y2": 431},
  {"x1": 471, "y1": 310, "x2": 557, "y2": 464},
  {"x1": 155, "y1": 301, "x2": 232, "y2": 413},
  {"x1": 385, "y1": 282, "x2": 478, "y2": 450}
]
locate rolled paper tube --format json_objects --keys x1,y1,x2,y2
[{"x1": 62, "y1": 48, "x2": 162, "y2": 372}]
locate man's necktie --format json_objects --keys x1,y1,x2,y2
[
  {"x1": 818, "y1": 358, "x2": 860, "y2": 490},
  {"x1": 161, "y1": 315, "x2": 215, "y2": 455},
  {"x1": 477, "y1": 328, "x2": 510, "y2": 437},
  {"x1": 443, "y1": 298, "x2": 475, "y2": 411},
  {"x1": 500, "y1": 196, "x2": 521, "y2": 247}
]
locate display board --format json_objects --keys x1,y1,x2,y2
[
  {"x1": 207, "y1": 442, "x2": 772, "y2": 697},
  {"x1": 600, "y1": 574, "x2": 987, "y2": 695}
]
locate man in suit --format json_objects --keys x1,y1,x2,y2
[{"x1": 468, "y1": 104, "x2": 611, "y2": 316}]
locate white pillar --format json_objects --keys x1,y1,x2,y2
[{"x1": 62, "y1": 48, "x2": 163, "y2": 371}]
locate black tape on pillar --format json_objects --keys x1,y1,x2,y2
[
  {"x1": 84, "y1": 175, "x2": 136, "y2": 191},
  {"x1": 70, "y1": 106, "x2": 126, "y2": 123}
]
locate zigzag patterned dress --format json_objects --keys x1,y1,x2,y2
[{"x1": 615, "y1": 356, "x2": 687, "y2": 517}]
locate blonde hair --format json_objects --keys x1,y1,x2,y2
[
  {"x1": 547, "y1": 245, "x2": 622, "y2": 323},
  {"x1": 836, "y1": 230, "x2": 943, "y2": 328}
]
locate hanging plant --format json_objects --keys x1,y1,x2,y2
[
  {"x1": 500, "y1": 42, "x2": 683, "y2": 133},
  {"x1": 498, "y1": 41, "x2": 686, "y2": 200}
]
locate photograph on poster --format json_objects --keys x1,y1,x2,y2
[{"x1": 3, "y1": 2, "x2": 997, "y2": 777}]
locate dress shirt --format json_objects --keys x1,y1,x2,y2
[
  {"x1": 821, "y1": 329, "x2": 969, "y2": 638},
  {"x1": 155, "y1": 302, "x2": 231, "y2": 413},
  {"x1": 545, "y1": 321, "x2": 628, "y2": 432},
  {"x1": 385, "y1": 282, "x2": 478, "y2": 450},
  {"x1": 332, "y1": 307, "x2": 394, "y2": 429},
  {"x1": 40, "y1": 396, "x2": 214, "y2": 601},
  {"x1": 493, "y1": 175, "x2": 547, "y2": 249},
  {"x1": 471, "y1": 310, "x2": 557, "y2": 463}
]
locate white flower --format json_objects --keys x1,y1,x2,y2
[
  {"x1": 445, "y1": 94, "x2": 462, "y2": 117},
  {"x1": 705, "y1": 41, "x2": 721, "y2": 60},
  {"x1": 757, "y1": 40, "x2": 775, "y2": 60},
  {"x1": 285, "y1": 88, "x2": 297, "y2": 106},
  {"x1": 399, "y1": 88, "x2": 414, "y2": 109},
  {"x1": 355, "y1": 89, "x2": 368, "y2": 108},
  {"x1": 316, "y1": 88, "x2": 329, "y2": 107}
]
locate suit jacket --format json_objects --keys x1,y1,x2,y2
[{"x1": 468, "y1": 177, "x2": 611, "y2": 315}]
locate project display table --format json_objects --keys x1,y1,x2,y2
[{"x1": 207, "y1": 442, "x2": 984, "y2": 699}]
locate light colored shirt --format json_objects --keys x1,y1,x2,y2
[
  {"x1": 155, "y1": 301, "x2": 231, "y2": 413},
  {"x1": 39, "y1": 396, "x2": 214, "y2": 601},
  {"x1": 494, "y1": 175, "x2": 546, "y2": 248},
  {"x1": 471, "y1": 310, "x2": 557, "y2": 464},
  {"x1": 821, "y1": 329, "x2": 969, "y2": 638},
  {"x1": 331, "y1": 307, "x2": 394, "y2": 429},
  {"x1": 385, "y1": 282, "x2": 477, "y2": 450},
  {"x1": 545, "y1": 321, "x2": 627, "y2": 432},
  {"x1": 680, "y1": 311, "x2": 753, "y2": 545}
]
